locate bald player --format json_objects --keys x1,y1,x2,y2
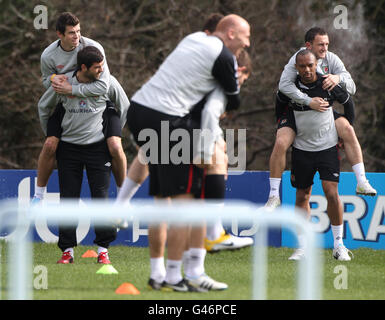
[{"x1": 127, "y1": 14, "x2": 250, "y2": 292}]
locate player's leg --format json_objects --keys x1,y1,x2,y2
[
  {"x1": 334, "y1": 116, "x2": 376, "y2": 196},
  {"x1": 265, "y1": 108, "x2": 297, "y2": 209},
  {"x1": 162, "y1": 193, "x2": 193, "y2": 291},
  {"x1": 56, "y1": 141, "x2": 83, "y2": 264},
  {"x1": 204, "y1": 139, "x2": 253, "y2": 253},
  {"x1": 148, "y1": 218, "x2": 168, "y2": 290},
  {"x1": 147, "y1": 164, "x2": 168, "y2": 290},
  {"x1": 319, "y1": 146, "x2": 353, "y2": 261},
  {"x1": 286, "y1": 186, "x2": 312, "y2": 261},
  {"x1": 103, "y1": 102, "x2": 127, "y2": 191},
  {"x1": 288, "y1": 147, "x2": 314, "y2": 261},
  {"x1": 156, "y1": 163, "x2": 199, "y2": 292},
  {"x1": 116, "y1": 152, "x2": 149, "y2": 203},
  {"x1": 322, "y1": 180, "x2": 352, "y2": 260},
  {"x1": 34, "y1": 136, "x2": 59, "y2": 202},
  {"x1": 106, "y1": 136, "x2": 127, "y2": 190},
  {"x1": 33, "y1": 103, "x2": 65, "y2": 203},
  {"x1": 85, "y1": 140, "x2": 117, "y2": 264}
]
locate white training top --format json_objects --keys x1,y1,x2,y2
[{"x1": 132, "y1": 31, "x2": 239, "y2": 117}]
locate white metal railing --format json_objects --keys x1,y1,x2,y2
[{"x1": 0, "y1": 199, "x2": 322, "y2": 300}]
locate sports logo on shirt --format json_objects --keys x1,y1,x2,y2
[
  {"x1": 322, "y1": 66, "x2": 329, "y2": 74},
  {"x1": 79, "y1": 100, "x2": 87, "y2": 108}
]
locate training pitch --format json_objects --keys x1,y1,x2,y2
[{"x1": 0, "y1": 243, "x2": 384, "y2": 300}]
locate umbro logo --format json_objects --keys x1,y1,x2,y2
[{"x1": 104, "y1": 162, "x2": 111, "y2": 167}]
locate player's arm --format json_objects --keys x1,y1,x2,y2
[
  {"x1": 331, "y1": 84, "x2": 355, "y2": 125},
  {"x1": 52, "y1": 44, "x2": 111, "y2": 97},
  {"x1": 211, "y1": 47, "x2": 240, "y2": 111},
  {"x1": 40, "y1": 54, "x2": 58, "y2": 89},
  {"x1": 107, "y1": 76, "x2": 130, "y2": 129},
  {"x1": 54, "y1": 62, "x2": 111, "y2": 97},
  {"x1": 38, "y1": 86, "x2": 61, "y2": 135},
  {"x1": 278, "y1": 53, "x2": 313, "y2": 106},
  {"x1": 325, "y1": 52, "x2": 356, "y2": 95},
  {"x1": 71, "y1": 61, "x2": 111, "y2": 97}
]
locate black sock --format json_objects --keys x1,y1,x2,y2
[{"x1": 204, "y1": 174, "x2": 225, "y2": 200}]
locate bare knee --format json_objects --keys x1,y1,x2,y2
[
  {"x1": 42, "y1": 137, "x2": 59, "y2": 156},
  {"x1": 336, "y1": 118, "x2": 356, "y2": 141},
  {"x1": 296, "y1": 188, "x2": 311, "y2": 204},
  {"x1": 107, "y1": 137, "x2": 124, "y2": 158},
  {"x1": 274, "y1": 128, "x2": 295, "y2": 153},
  {"x1": 324, "y1": 188, "x2": 340, "y2": 204}
]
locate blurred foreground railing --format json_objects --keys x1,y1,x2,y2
[{"x1": 0, "y1": 199, "x2": 322, "y2": 300}]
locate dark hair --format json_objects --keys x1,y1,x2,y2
[
  {"x1": 304, "y1": 27, "x2": 328, "y2": 43},
  {"x1": 77, "y1": 46, "x2": 104, "y2": 70},
  {"x1": 202, "y1": 13, "x2": 224, "y2": 33},
  {"x1": 295, "y1": 49, "x2": 316, "y2": 63},
  {"x1": 56, "y1": 12, "x2": 80, "y2": 34},
  {"x1": 237, "y1": 49, "x2": 252, "y2": 75}
]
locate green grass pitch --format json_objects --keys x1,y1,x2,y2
[{"x1": 1, "y1": 242, "x2": 384, "y2": 300}]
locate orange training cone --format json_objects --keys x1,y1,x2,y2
[
  {"x1": 115, "y1": 282, "x2": 140, "y2": 295},
  {"x1": 81, "y1": 250, "x2": 98, "y2": 258}
]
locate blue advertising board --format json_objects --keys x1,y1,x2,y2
[
  {"x1": 0, "y1": 170, "x2": 384, "y2": 249},
  {"x1": 282, "y1": 171, "x2": 385, "y2": 249},
  {"x1": 0, "y1": 170, "x2": 279, "y2": 247}
]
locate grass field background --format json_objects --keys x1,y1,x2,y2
[{"x1": 1, "y1": 242, "x2": 384, "y2": 300}]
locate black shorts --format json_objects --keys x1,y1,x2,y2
[
  {"x1": 46, "y1": 103, "x2": 65, "y2": 138},
  {"x1": 46, "y1": 101, "x2": 121, "y2": 139},
  {"x1": 277, "y1": 107, "x2": 297, "y2": 132},
  {"x1": 290, "y1": 146, "x2": 340, "y2": 189},
  {"x1": 127, "y1": 101, "x2": 203, "y2": 197},
  {"x1": 102, "y1": 101, "x2": 122, "y2": 138},
  {"x1": 333, "y1": 110, "x2": 343, "y2": 121}
]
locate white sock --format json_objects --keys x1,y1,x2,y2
[
  {"x1": 352, "y1": 163, "x2": 367, "y2": 184},
  {"x1": 331, "y1": 224, "x2": 344, "y2": 248},
  {"x1": 34, "y1": 186, "x2": 46, "y2": 199},
  {"x1": 269, "y1": 178, "x2": 281, "y2": 198},
  {"x1": 165, "y1": 259, "x2": 183, "y2": 285},
  {"x1": 182, "y1": 250, "x2": 190, "y2": 272},
  {"x1": 116, "y1": 177, "x2": 141, "y2": 203},
  {"x1": 297, "y1": 234, "x2": 306, "y2": 250},
  {"x1": 64, "y1": 247, "x2": 74, "y2": 257},
  {"x1": 150, "y1": 257, "x2": 166, "y2": 283},
  {"x1": 206, "y1": 217, "x2": 225, "y2": 241},
  {"x1": 184, "y1": 248, "x2": 206, "y2": 278},
  {"x1": 97, "y1": 246, "x2": 108, "y2": 255}
]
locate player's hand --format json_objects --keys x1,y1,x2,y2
[
  {"x1": 322, "y1": 74, "x2": 340, "y2": 91},
  {"x1": 52, "y1": 79, "x2": 73, "y2": 95},
  {"x1": 309, "y1": 97, "x2": 329, "y2": 112},
  {"x1": 51, "y1": 74, "x2": 67, "y2": 86}
]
